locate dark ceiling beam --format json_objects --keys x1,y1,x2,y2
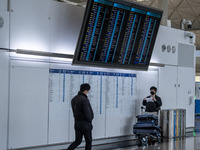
[{"x1": 149, "y1": 0, "x2": 157, "y2": 7}]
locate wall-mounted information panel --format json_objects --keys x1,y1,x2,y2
[
  {"x1": 48, "y1": 68, "x2": 137, "y2": 141},
  {"x1": 73, "y1": 0, "x2": 163, "y2": 70}
]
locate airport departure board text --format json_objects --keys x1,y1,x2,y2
[{"x1": 73, "y1": 0, "x2": 163, "y2": 70}]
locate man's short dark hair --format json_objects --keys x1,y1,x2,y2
[
  {"x1": 80, "y1": 83, "x2": 90, "y2": 92},
  {"x1": 150, "y1": 86, "x2": 157, "y2": 91}
]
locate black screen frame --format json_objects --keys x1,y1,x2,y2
[{"x1": 72, "y1": 0, "x2": 163, "y2": 71}]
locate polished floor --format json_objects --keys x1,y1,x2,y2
[
  {"x1": 111, "y1": 136, "x2": 200, "y2": 150},
  {"x1": 111, "y1": 117, "x2": 200, "y2": 150},
  {"x1": 19, "y1": 117, "x2": 200, "y2": 150}
]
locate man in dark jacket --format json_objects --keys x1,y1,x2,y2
[
  {"x1": 143, "y1": 86, "x2": 162, "y2": 112},
  {"x1": 67, "y1": 83, "x2": 94, "y2": 150}
]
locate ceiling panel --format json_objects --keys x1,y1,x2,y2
[
  {"x1": 192, "y1": 20, "x2": 200, "y2": 30},
  {"x1": 171, "y1": 20, "x2": 182, "y2": 28},
  {"x1": 191, "y1": 7, "x2": 200, "y2": 16},
  {"x1": 170, "y1": 11, "x2": 181, "y2": 19},
  {"x1": 197, "y1": 57, "x2": 200, "y2": 63},
  {"x1": 188, "y1": 0, "x2": 200, "y2": 7},
  {"x1": 168, "y1": 1, "x2": 174, "y2": 10},
  {"x1": 151, "y1": 2, "x2": 158, "y2": 8},
  {"x1": 154, "y1": 0, "x2": 158, "y2": 5},
  {"x1": 137, "y1": 1, "x2": 152, "y2": 6},
  {"x1": 168, "y1": 9, "x2": 174, "y2": 15},
  {"x1": 195, "y1": 40, "x2": 200, "y2": 50},
  {"x1": 196, "y1": 57, "x2": 200, "y2": 73},
  {"x1": 179, "y1": 0, "x2": 191, "y2": 8},
  {"x1": 197, "y1": 44, "x2": 200, "y2": 50},
  {"x1": 178, "y1": 8, "x2": 196, "y2": 17},
  {"x1": 65, "y1": 0, "x2": 87, "y2": 3},
  {"x1": 190, "y1": 0, "x2": 200, "y2": 3},
  {"x1": 169, "y1": 0, "x2": 184, "y2": 8}
]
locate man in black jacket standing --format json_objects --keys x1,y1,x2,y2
[
  {"x1": 143, "y1": 86, "x2": 162, "y2": 112},
  {"x1": 67, "y1": 83, "x2": 94, "y2": 150}
]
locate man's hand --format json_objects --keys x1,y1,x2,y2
[{"x1": 152, "y1": 95, "x2": 156, "y2": 101}]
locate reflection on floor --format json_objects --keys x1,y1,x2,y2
[
  {"x1": 18, "y1": 117, "x2": 200, "y2": 150},
  {"x1": 195, "y1": 116, "x2": 200, "y2": 132},
  {"x1": 111, "y1": 136, "x2": 200, "y2": 150},
  {"x1": 111, "y1": 117, "x2": 200, "y2": 150}
]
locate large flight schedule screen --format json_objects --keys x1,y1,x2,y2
[{"x1": 73, "y1": 0, "x2": 163, "y2": 70}]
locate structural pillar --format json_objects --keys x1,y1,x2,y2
[{"x1": 158, "y1": 0, "x2": 168, "y2": 26}]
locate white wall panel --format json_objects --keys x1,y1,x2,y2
[
  {"x1": 0, "y1": 10, "x2": 9, "y2": 48},
  {"x1": 9, "y1": 67, "x2": 49, "y2": 149},
  {"x1": 10, "y1": 59, "x2": 50, "y2": 68},
  {"x1": 176, "y1": 30, "x2": 196, "y2": 46},
  {"x1": 49, "y1": 117, "x2": 69, "y2": 143},
  {"x1": 151, "y1": 26, "x2": 195, "y2": 66},
  {"x1": 120, "y1": 99, "x2": 136, "y2": 136},
  {"x1": 0, "y1": 0, "x2": 7, "y2": 11},
  {"x1": 158, "y1": 65, "x2": 195, "y2": 128},
  {"x1": 48, "y1": 64, "x2": 138, "y2": 142},
  {"x1": 0, "y1": 51, "x2": 9, "y2": 150},
  {"x1": 1, "y1": 1, "x2": 195, "y2": 149},
  {"x1": 136, "y1": 70, "x2": 158, "y2": 116},
  {"x1": 177, "y1": 67, "x2": 195, "y2": 127},
  {"x1": 10, "y1": 0, "x2": 51, "y2": 51},
  {"x1": 178, "y1": 43, "x2": 195, "y2": 68},
  {"x1": 49, "y1": 1, "x2": 84, "y2": 54},
  {"x1": 159, "y1": 66, "x2": 177, "y2": 109},
  {"x1": 69, "y1": 107, "x2": 75, "y2": 141},
  {"x1": 48, "y1": 72, "x2": 71, "y2": 144},
  {"x1": 151, "y1": 26, "x2": 178, "y2": 66}
]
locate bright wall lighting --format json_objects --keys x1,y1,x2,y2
[
  {"x1": 16, "y1": 49, "x2": 73, "y2": 59},
  {"x1": 136, "y1": 0, "x2": 150, "y2": 1},
  {"x1": 196, "y1": 76, "x2": 200, "y2": 82},
  {"x1": 4, "y1": 48, "x2": 74, "y2": 60},
  {"x1": 10, "y1": 38, "x2": 49, "y2": 52}
]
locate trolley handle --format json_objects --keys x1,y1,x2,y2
[{"x1": 141, "y1": 106, "x2": 145, "y2": 114}]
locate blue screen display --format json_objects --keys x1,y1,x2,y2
[{"x1": 73, "y1": 0, "x2": 162, "y2": 70}]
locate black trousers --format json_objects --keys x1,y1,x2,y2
[{"x1": 67, "y1": 120, "x2": 93, "y2": 150}]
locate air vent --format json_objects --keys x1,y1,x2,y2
[{"x1": 178, "y1": 43, "x2": 195, "y2": 68}]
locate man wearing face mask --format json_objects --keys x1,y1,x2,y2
[
  {"x1": 66, "y1": 83, "x2": 94, "y2": 150},
  {"x1": 143, "y1": 86, "x2": 162, "y2": 112}
]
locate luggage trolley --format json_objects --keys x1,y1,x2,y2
[{"x1": 133, "y1": 107, "x2": 162, "y2": 147}]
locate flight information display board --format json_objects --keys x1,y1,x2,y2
[{"x1": 73, "y1": 0, "x2": 163, "y2": 70}]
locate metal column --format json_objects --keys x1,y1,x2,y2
[
  {"x1": 160, "y1": 109, "x2": 186, "y2": 138},
  {"x1": 158, "y1": 0, "x2": 168, "y2": 26}
]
